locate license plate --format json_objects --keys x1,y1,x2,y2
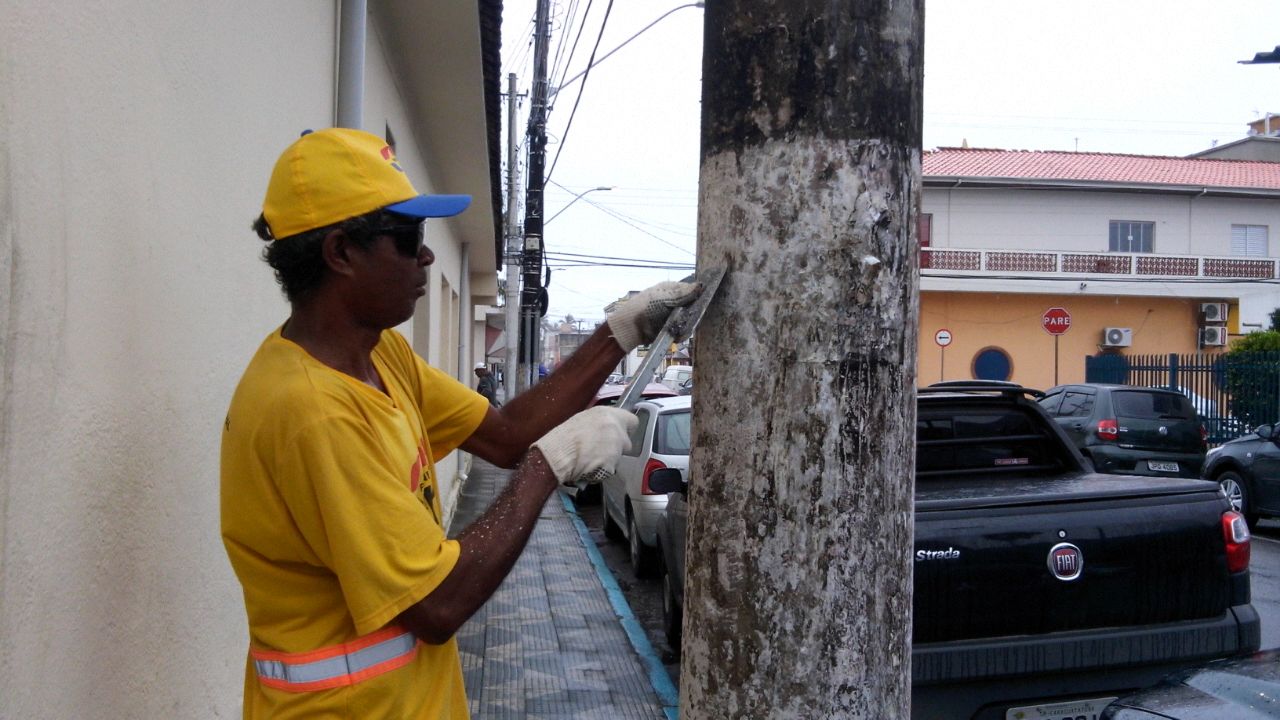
[
  {"x1": 1148, "y1": 460, "x2": 1179, "y2": 472},
  {"x1": 1006, "y1": 696, "x2": 1117, "y2": 720}
]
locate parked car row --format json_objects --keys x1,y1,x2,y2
[
  {"x1": 1203, "y1": 423, "x2": 1280, "y2": 529},
  {"x1": 604, "y1": 380, "x2": 1275, "y2": 719},
  {"x1": 601, "y1": 395, "x2": 691, "y2": 578},
  {"x1": 1038, "y1": 383, "x2": 1207, "y2": 478}
]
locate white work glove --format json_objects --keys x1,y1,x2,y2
[
  {"x1": 606, "y1": 281, "x2": 702, "y2": 352},
  {"x1": 532, "y1": 406, "x2": 639, "y2": 484}
]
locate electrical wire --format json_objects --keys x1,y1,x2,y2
[
  {"x1": 546, "y1": 179, "x2": 696, "y2": 253},
  {"x1": 549, "y1": 0, "x2": 593, "y2": 100},
  {"x1": 547, "y1": 0, "x2": 577, "y2": 88},
  {"x1": 544, "y1": 0, "x2": 615, "y2": 185},
  {"x1": 502, "y1": 9, "x2": 537, "y2": 75},
  {"x1": 576, "y1": 195, "x2": 697, "y2": 237},
  {"x1": 578, "y1": 197, "x2": 695, "y2": 256},
  {"x1": 546, "y1": 253, "x2": 695, "y2": 269},
  {"x1": 550, "y1": 260, "x2": 697, "y2": 269}
]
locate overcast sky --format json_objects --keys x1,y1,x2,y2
[{"x1": 500, "y1": 1, "x2": 1280, "y2": 324}]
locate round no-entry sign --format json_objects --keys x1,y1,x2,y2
[
  {"x1": 934, "y1": 329, "x2": 953, "y2": 347},
  {"x1": 1042, "y1": 307, "x2": 1072, "y2": 336}
]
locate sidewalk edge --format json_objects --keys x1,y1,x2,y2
[{"x1": 558, "y1": 493, "x2": 680, "y2": 720}]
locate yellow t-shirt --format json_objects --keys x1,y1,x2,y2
[{"x1": 221, "y1": 328, "x2": 488, "y2": 719}]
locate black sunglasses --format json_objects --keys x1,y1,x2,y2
[{"x1": 376, "y1": 218, "x2": 425, "y2": 258}]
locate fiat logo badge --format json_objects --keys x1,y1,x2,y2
[{"x1": 1048, "y1": 542, "x2": 1083, "y2": 581}]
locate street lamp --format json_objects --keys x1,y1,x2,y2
[
  {"x1": 546, "y1": 185, "x2": 613, "y2": 225},
  {"x1": 551, "y1": 2, "x2": 705, "y2": 99},
  {"x1": 1239, "y1": 46, "x2": 1280, "y2": 64}
]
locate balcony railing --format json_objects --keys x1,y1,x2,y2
[{"x1": 920, "y1": 248, "x2": 1278, "y2": 280}]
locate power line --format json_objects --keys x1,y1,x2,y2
[
  {"x1": 547, "y1": 179, "x2": 695, "y2": 252},
  {"x1": 545, "y1": 0, "x2": 615, "y2": 184},
  {"x1": 549, "y1": 0, "x2": 592, "y2": 98},
  {"x1": 550, "y1": 259, "x2": 696, "y2": 269},
  {"x1": 547, "y1": 252, "x2": 695, "y2": 270},
  {"x1": 577, "y1": 196, "x2": 697, "y2": 236},
  {"x1": 583, "y1": 197, "x2": 696, "y2": 253},
  {"x1": 502, "y1": 10, "x2": 537, "y2": 73}
]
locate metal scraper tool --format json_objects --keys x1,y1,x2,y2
[
  {"x1": 571, "y1": 266, "x2": 727, "y2": 490},
  {"x1": 616, "y1": 265, "x2": 726, "y2": 411}
]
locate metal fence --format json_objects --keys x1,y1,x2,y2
[{"x1": 1085, "y1": 352, "x2": 1280, "y2": 445}]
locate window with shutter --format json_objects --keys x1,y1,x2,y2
[{"x1": 1231, "y1": 224, "x2": 1268, "y2": 257}]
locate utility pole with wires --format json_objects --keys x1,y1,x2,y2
[
  {"x1": 503, "y1": 72, "x2": 522, "y2": 402},
  {"x1": 518, "y1": 0, "x2": 552, "y2": 392}
]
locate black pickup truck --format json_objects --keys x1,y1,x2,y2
[{"x1": 913, "y1": 383, "x2": 1259, "y2": 720}]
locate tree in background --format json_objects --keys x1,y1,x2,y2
[{"x1": 1225, "y1": 326, "x2": 1280, "y2": 429}]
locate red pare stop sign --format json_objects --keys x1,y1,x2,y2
[{"x1": 1042, "y1": 307, "x2": 1071, "y2": 336}]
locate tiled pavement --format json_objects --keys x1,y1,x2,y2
[{"x1": 450, "y1": 458, "x2": 676, "y2": 720}]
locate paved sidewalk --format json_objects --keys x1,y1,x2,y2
[{"x1": 450, "y1": 458, "x2": 676, "y2": 720}]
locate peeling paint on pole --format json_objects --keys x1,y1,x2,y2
[{"x1": 682, "y1": 1, "x2": 921, "y2": 717}]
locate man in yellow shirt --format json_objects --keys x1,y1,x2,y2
[{"x1": 221, "y1": 128, "x2": 698, "y2": 719}]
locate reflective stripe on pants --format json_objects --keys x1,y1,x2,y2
[{"x1": 251, "y1": 627, "x2": 419, "y2": 692}]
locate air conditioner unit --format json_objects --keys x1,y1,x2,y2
[
  {"x1": 1201, "y1": 302, "x2": 1228, "y2": 323},
  {"x1": 1102, "y1": 327, "x2": 1132, "y2": 348},
  {"x1": 1201, "y1": 326, "x2": 1228, "y2": 347}
]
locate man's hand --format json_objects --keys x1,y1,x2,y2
[
  {"x1": 606, "y1": 281, "x2": 702, "y2": 352},
  {"x1": 531, "y1": 406, "x2": 638, "y2": 484}
]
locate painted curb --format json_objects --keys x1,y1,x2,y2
[{"x1": 559, "y1": 493, "x2": 680, "y2": 719}]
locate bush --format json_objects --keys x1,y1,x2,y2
[{"x1": 1225, "y1": 331, "x2": 1280, "y2": 428}]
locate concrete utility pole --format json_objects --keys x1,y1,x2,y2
[
  {"x1": 503, "y1": 72, "x2": 521, "y2": 401},
  {"x1": 682, "y1": 1, "x2": 922, "y2": 718}
]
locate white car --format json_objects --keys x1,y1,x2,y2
[{"x1": 602, "y1": 395, "x2": 691, "y2": 577}]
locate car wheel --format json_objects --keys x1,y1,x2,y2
[
  {"x1": 574, "y1": 483, "x2": 601, "y2": 505},
  {"x1": 1218, "y1": 471, "x2": 1260, "y2": 529},
  {"x1": 661, "y1": 551, "x2": 683, "y2": 651},
  {"x1": 628, "y1": 511, "x2": 656, "y2": 578},
  {"x1": 603, "y1": 505, "x2": 625, "y2": 541}
]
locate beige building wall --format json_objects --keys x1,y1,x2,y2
[
  {"x1": 0, "y1": 3, "x2": 493, "y2": 717},
  {"x1": 924, "y1": 187, "x2": 1280, "y2": 258},
  {"x1": 919, "y1": 291, "x2": 1227, "y2": 390}
]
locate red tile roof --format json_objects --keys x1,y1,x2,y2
[{"x1": 923, "y1": 147, "x2": 1280, "y2": 191}]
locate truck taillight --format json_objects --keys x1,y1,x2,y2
[
  {"x1": 1223, "y1": 511, "x2": 1251, "y2": 573},
  {"x1": 1096, "y1": 419, "x2": 1119, "y2": 441},
  {"x1": 641, "y1": 458, "x2": 667, "y2": 495}
]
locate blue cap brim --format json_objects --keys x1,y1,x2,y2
[{"x1": 385, "y1": 194, "x2": 472, "y2": 219}]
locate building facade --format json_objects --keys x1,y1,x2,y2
[
  {"x1": 920, "y1": 148, "x2": 1280, "y2": 389},
  {"x1": 0, "y1": 2, "x2": 500, "y2": 717}
]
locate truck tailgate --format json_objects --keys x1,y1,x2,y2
[{"x1": 914, "y1": 474, "x2": 1232, "y2": 644}]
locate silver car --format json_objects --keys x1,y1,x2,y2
[{"x1": 602, "y1": 395, "x2": 691, "y2": 577}]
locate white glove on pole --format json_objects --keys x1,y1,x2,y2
[
  {"x1": 606, "y1": 281, "x2": 702, "y2": 352},
  {"x1": 532, "y1": 406, "x2": 638, "y2": 485}
]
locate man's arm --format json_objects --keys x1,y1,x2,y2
[
  {"x1": 462, "y1": 281, "x2": 701, "y2": 468},
  {"x1": 462, "y1": 326, "x2": 623, "y2": 467},
  {"x1": 393, "y1": 450, "x2": 557, "y2": 643},
  {"x1": 395, "y1": 407, "x2": 636, "y2": 643}
]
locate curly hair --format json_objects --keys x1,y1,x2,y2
[{"x1": 252, "y1": 211, "x2": 381, "y2": 302}]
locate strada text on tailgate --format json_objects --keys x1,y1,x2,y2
[{"x1": 912, "y1": 383, "x2": 1257, "y2": 720}]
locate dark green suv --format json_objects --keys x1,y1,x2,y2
[{"x1": 1038, "y1": 384, "x2": 1207, "y2": 478}]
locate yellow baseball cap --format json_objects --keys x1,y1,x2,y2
[{"x1": 262, "y1": 128, "x2": 471, "y2": 240}]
